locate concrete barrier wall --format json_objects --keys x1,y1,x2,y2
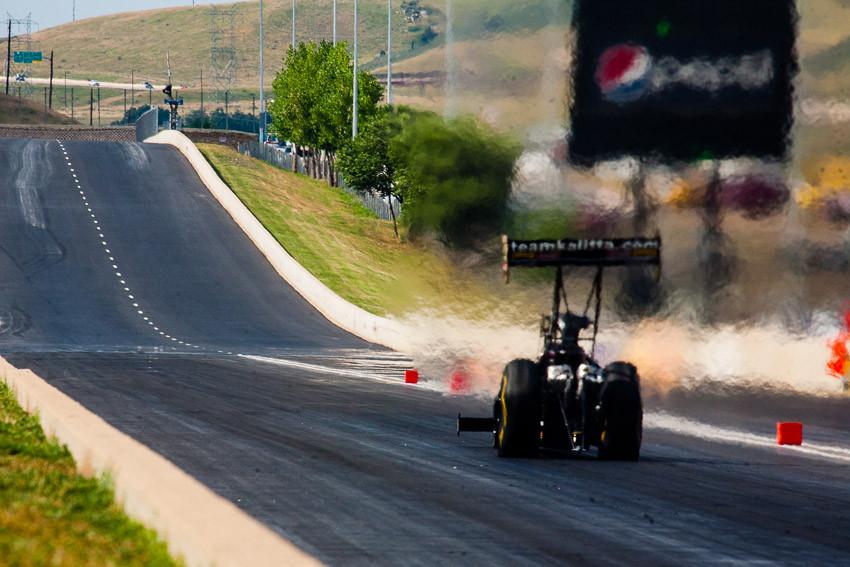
[
  {"x1": 0, "y1": 357, "x2": 324, "y2": 567},
  {"x1": 135, "y1": 107, "x2": 159, "y2": 142},
  {"x1": 146, "y1": 130, "x2": 411, "y2": 352}
]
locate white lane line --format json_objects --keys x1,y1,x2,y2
[
  {"x1": 241, "y1": 354, "x2": 439, "y2": 390},
  {"x1": 59, "y1": 141, "x2": 198, "y2": 354},
  {"x1": 646, "y1": 411, "x2": 850, "y2": 464}
]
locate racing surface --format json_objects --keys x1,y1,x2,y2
[{"x1": 3, "y1": 137, "x2": 850, "y2": 565}]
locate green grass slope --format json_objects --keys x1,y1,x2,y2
[{"x1": 0, "y1": 381, "x2": 180, "y2": 567}]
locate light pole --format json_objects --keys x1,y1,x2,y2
[
  {"x1": 387, "y1": 0, "x2": 392, "y2": 104},
  {"x1": 333, "y1": 0, "x2": 337, "y2": 46},
  {"x1": 353, "y1": 0, "x2": 358, "y2": 138},
  {"x1": 259, "y1": 0, "x2": 264, "y2": 142},
  {"x1": 292, "y1": 0, "x2": 296, "y2": 50}
]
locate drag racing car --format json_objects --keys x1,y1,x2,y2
[{"x1": 458, "y1": 235, "x2": 661, "y2": 460}]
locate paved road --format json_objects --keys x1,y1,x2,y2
[
  {"x1": 2, "y1": 137, "x2": 850, "y2": 566},
  {"x1": 17, "y1": 76, "x2": 171, "y2": 92}
]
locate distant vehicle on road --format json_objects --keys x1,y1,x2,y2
[
  {"x1": 14, "y1": 73, "x2": 25, "y2": 82},
  {"x1": 87, "y1": 79, "x2": 99, "y2": 86},
  {"x1": 140, "y1": 81, "x2": 153, "y2": 89}
]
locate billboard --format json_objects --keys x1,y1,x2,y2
[{"x1": 567, "y1": 0, "x2": 798, "y2": 165}]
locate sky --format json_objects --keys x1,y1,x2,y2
[{"x1": 8, "y1": 1, "x2": 253, "y2": 32}]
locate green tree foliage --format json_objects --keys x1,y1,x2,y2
[
  {"x1": 110, "y1": 105, "x2": 169, "y2": 126},
  {"x1": 338, "y1": 107, "x2": 519, "y2": 245},
  {"x1": 183, "y1": 108, "x2": 259, "y2": 132},
  {"x1": 391, "y1": 112, "x2": 520, "y2": 247},
  {"x1": 269, "y1": 41, "x2": 382, "y2": 182},
  {"x1": 337, "y1": 107, "x2": 402, "y2": 234}
]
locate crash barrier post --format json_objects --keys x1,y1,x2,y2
[
  {"x1": 135, "y1": 107, "x2": 159, "y2": 142},
  {"x1": 777, "y1": 422, "x2": 803, "y2": 445}
]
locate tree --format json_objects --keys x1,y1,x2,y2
[
  {"x1": 390, "y1": 112, "x2": 520, "y2": 247},
  {"x1": 338, "y1": 107, "x2": 404, "y2": 235},
  {"x1": 269, "y1": 41, "x2": 382, "y2": 183},
  {"x1": 338, "y1": 107, "x2": 520, "y2": 246}
]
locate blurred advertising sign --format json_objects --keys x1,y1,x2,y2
[{"x1": 567, "y1": 0, "x2": 797, "y2": 165}]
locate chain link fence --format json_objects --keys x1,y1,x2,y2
[{"x1": 238, "y1": 141, "x2": 401, "y2": 222}]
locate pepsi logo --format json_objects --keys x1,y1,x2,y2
[{"x1": 595, "y1": 44, "x2": 652, "y2": 103}]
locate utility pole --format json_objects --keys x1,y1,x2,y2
[
  {"x1": 48, "y1": 50, "x2": 54, "y2": 108},
  {"x1": 353, "y1": 0, "x2": 358, "y2": 138},
  {"x1": 5, "y1": 20, "x2": 11, "y2": 95},
  {"x1": 259, "y1": 0, "x2": 264, "y2": 143},
  {"x1": 333, "y1": 0, "x2": 337, "y2": 45},
  {"x1": 387, "y1": 0, "x2": 392, "y2": 104}
]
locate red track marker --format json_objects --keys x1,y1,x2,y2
[
  {"x1": 404, "y1": 370, "x2": 419, "y2": 384},
  {"x1": 777, "y1": 422, "x2": 803, "y2": 446}
]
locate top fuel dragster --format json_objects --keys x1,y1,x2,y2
[{"x1": 458, "y1": 235, "x2": 661, "y2": 460}]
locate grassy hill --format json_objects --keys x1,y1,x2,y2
[
  {"x1": 15, "y1": 0, "x2": 569, "y2": 128},
  {"x1": 7, "y1": 0, "x2": 850, "y2": 133},
  {"x1": 0, "y1": 92, "x2": 74, "y2": 125}
]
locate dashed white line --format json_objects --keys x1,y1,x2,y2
[{"x1": 58, "y1": 140, "x2": 202, "y2": 355}]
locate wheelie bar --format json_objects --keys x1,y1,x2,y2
[{"x1": 457, "y1": 415, "x2": 496, "y2": 435}]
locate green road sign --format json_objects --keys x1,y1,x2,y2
[{"x1": 13, "y1": 51, "x2": 42, "y2": 64}]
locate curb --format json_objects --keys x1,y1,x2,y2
[
  {"x1": 145, "y1": 130, "x2": 411, "y2": 352},
  {"x1": 0, "y1": 357, "x2": 324, "y2": 567}
]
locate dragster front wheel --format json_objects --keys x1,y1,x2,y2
[{"x1": 495, "y1": 359, "x2": 542, "y2": 458}]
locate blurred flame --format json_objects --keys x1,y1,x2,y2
[
  {"x1": 615, "y1": 320, "x2": 687, "y2": 396},
  {"x1": 826, "y1": 304, "x2": 850, "y2": 379}
]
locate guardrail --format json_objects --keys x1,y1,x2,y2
[{"x1": 238, "y1": 141, "x2": 401, "y2": 222}]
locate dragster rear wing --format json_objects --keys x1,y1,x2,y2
[{"x1": 502, "y1": 235, "x2": 661, "y2": 282}]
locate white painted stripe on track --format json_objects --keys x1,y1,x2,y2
[
  {"x1": 56, "y1": 140, "x2": 200, "y2": 355},
  {"x1": 241, "y1": 354, "x2": 442, "y2": 391},
  {"x1": 646, "y1": 411, "x2": 850, "y2": 463}
]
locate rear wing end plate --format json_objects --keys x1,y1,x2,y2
[{"x1": 502, "y1": 235, "x2": 661, "y2": 282}]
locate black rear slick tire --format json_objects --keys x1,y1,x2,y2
[{"x1": 496, "y1": 359, "x2": 542, "y2": 458}]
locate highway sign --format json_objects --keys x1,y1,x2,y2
[
  {"x1": 13, "y1": 51, "x2": 42, "y2": 64},
  {"x1": 567, "y1": 0, "x2": 797, "y2": 164}
]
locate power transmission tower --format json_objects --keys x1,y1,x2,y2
[
  {"x1": 6, "y1": 13, "x2": 34, "y2": 98},
  {"x1": 209, "y1": 7, "x2": 237, "y2": 105}
]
